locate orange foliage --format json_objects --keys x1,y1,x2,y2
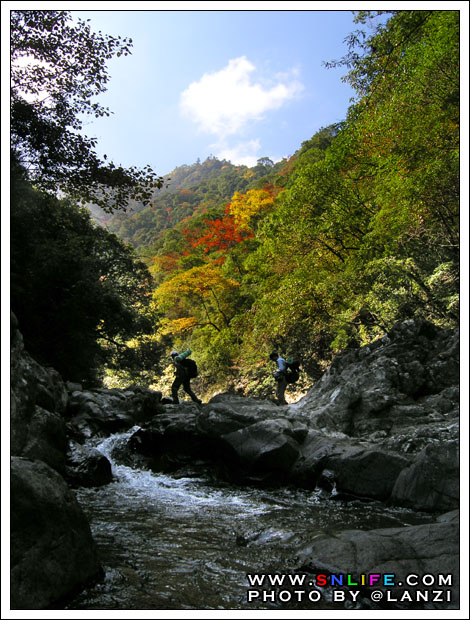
[
  {"x1": 153, "y1": 253, "x2": 180, "y2": 273},
  {"x1": 193, "y1": 211, "x2": 254, "y2": 255}
]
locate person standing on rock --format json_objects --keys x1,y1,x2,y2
[
  {"x1": 270, "y1": 352, "x2": 288, "y2": 405},
  {"x1": 170, "y1": 350, "x2": 202, "y2": 405}
]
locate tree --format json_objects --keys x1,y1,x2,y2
[
  {"x1": 10, "y1": 10, "x2": 163, "y2": 212},
  {"x1": 250, "y1": 10, "x2": 459, "y2": 358},
  {"x1": 256, "y1": 157, "x2": 274, "y2": 168},
  {"x1": 11, "y1": 161, "x2": 160, "y2": 383},
  {"x1": 154, "y1": 264, "x2": 241, "y2": 334},
  {"x1": 228, "y1": 188, "x2": 276, "y2": 230},
  {"x1": 192, "y1": 206, "x2": 254, "y2": 259}
]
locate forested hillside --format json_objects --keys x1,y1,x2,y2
[
  {"x1": 11, "y1": 10, "x2": 459, "y2": 399},
  {"x1": 87, "y1": 155, "x2": 286, "y2": 250},
  {"x1": 98, "y1": 10, "x2": 459, "y2": 397}
]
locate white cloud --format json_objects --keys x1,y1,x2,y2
[
  {"x1": 214, "y1": 139, "x2": 261, "y2": 168},
  {"x1": 180, "y1": 56, "x2": 303, "y2": 139}
]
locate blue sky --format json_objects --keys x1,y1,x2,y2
[{"x1": 71, "y1": 7, "x2": 378, "y2": 175}]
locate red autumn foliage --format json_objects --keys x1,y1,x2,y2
[
  {"x1": 193, "y1": 211, "x2": 254, "y2": 254},
  {"x1": 155, "y1": 253, "x2": 180, "y2": 273}
]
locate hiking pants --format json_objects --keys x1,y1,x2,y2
[
  {"x1": 171, "y1": 376, "x2": 200, "y2": 404},
  {"x1": 275, "y1": 373, "x2": 288, "y2": 405}
]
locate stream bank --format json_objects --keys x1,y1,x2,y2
[{"x1": 10, "y1": 316, "x2": 460, "y2": 609}]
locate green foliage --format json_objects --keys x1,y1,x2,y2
[
  {"x1": 140, "y1": 10, "x2": 459, "y2": 395},
  {"x1": 88, "y1": 156, "x2": 290, "y2": 251},
  {"x1": 21, "y1": 9, "x2": 453, "y2": 395},
  {"x1": 10, "y1": 10, "x2": 163, "y2": 212},
  {"x1": 11, "y1": 162, "x2": 162, "y2": 384}
]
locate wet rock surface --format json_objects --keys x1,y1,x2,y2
[
  {"x1": 66, "y1": 385, "x2": 164, "y2": 443},
  {"x1": 93, "y1": 320, "x2": 460, "y2": 513},
  {"x1": 65, "y1": 441, "x2": 114, "y2": 488},
  {"x1": 56, "y1": 319, "x2": 459, "y2": 511}
]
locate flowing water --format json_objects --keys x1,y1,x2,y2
[{"x1": 68, "y1": 429, "x2": 434, "y2": 610}]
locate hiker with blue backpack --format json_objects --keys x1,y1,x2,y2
[
  {"x1": 270, "y1": 351, "x2": 301, "y2": 405},
  {"x1": 270, "y1": 351, "x2": 288, "y2": 405},
  {"x1": 170, "y1": 350, "x2": 202, "y2": 405}
]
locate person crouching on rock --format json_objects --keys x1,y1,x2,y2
[
  {"x1": 270, "y1": 351, "x2": 287, "y2": 405},
  {"x1": 170, "y1": 350, "x2": 202, "y2": 405}
]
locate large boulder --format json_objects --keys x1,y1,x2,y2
[
  {"x1": 10, "y1": 457, "x2": 102, "y2": 609},
  {"x1": 209, "y1": 393, "x2": 281, "y2": 416},
  {"x1": 66, "y1": 386, "x2": 163, "y2": 442},
  {"x1": 325, "y1": 446, "x2": 410, "y2": 501},
  {"x1": 123, "y1": 403, "x2": 210, "y2": 472},
  {"x1": 65, "y1": 441, "x2": 113, "y2": 488},
  {"x1": 90, "y1": 318, "x2": 459, "y2": 510},
  {"x1": 196, "y1": 395, "x2": 276, "y2": 437},
  {"x1": 291, "y1": 430, "x2": 410, "y2": 501},
  {"x1": 291, "y1": 319, "x2": 459, "y2": 443},
  {"x1": 221, "y1": 418, "x2": 304, "y2": 476},
  {"x1": 10, "y1": 315, "x2": 104, "y2": 608},
  {"x1": 390, "y1": 440, "x2": 459, "y2": 511},
  {"x1": 117, "y1": 400, "x2": 309, "y2": 483}
]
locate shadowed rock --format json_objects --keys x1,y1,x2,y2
[
  {"x1": 10, "y1": 457, "x2": 102, "y2": 609},
  {"x1": 391, "y1": 440, "x2": 459, "y2": 511},
  {"x1": 65, "y1": 441, "x2": 113, "y2": 488}
]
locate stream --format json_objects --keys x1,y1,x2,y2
[{"x1": 67, "y1": 429, "x2": 435, "y2": 610}]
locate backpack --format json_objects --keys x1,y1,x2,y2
[
  {"x1": 285, "y1": 359, "x2": 300, "y2": 384},
  {"x1": 181, "y1": 357, "x2": 198, "y2": 379}
]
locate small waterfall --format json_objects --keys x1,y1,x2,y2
[{"x1": 89, "y1": 429, "x2": 271, "y2": 515}]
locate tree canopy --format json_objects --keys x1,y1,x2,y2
[
  {"x1": 140, "y1": 10, "x2": 459, "y2": 394},
  {"x1": 10, "y1": 11, "x2": 166, "y2": 383},
  {"x1": 10, "y1": 10, "x2": 163, "y2": 212},
  {"x1": 11, "y1": 161, "x2": 163, "y2": 384},
  {"x1": 11, "y1": 10, "x2": 459, "y2": 396}
]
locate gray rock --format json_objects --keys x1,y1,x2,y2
[
  {"x1": 67, "y1": 386, "x2": 164, "y2": 441},
  {"x1": 292, "y1": 430, "x2": 409, "y2": 500},
  {"x1": 78, "y1": 320, "x2": 459, "y2": 511},
  {"x1": 221, "y1": 418, "x2": 302, "y2": 474},
  {"x1": 326, "y1": 446, "x2": 410, "y2": 501},
  {"x1": 65, "y1": 441, "x2": 113, "y2": 487},
  {"x1": 11, "y1": 315, "x2": 68, "y2": 473},
  {"x1": 290, "y1": 319, "x2": 459, "y2": 442},
  {"x1": 66, "y1": 381, "x2": 83, "y2": 393},
  {"x1": 10, "y1": 457, "x2": 102, "y2": 609},
  {"x1": 209, "y1": 393, "x2": 280, "y2": 415},
  {"x1": 391, "y1": 440, "x2": 459, "y2": 511},
  {"x1": 18, "y1": 405, "x2": 67, "y2": 474},
  {"x1": 196, "y1": 400, "x2": 273, "y2": 437},
  {"x1": 123, "y1": 404, "x2": 209, "y2": 472}
]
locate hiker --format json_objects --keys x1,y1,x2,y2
[
  {"x1": 270, "y1": 351, "x2": 288, "y2": 405},
  {"x1": 170, "y1": 350, "x2": 202, "y2": 405}
]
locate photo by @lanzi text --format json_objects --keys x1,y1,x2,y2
[{"x1": 246, "y1": 572, "x2": 454, "y2": 605}]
